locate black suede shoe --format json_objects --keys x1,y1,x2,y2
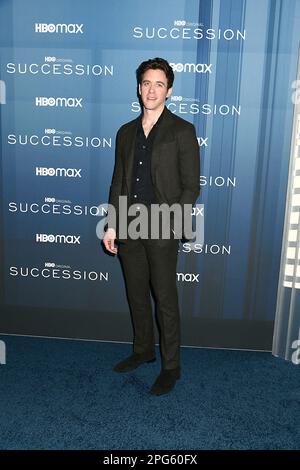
[
  {"x1": 113, "y1": 353, "x2": 156, "y2": 373},
  {"x1": 150, "y1": 368, "x2": 181, "y2": 396}
]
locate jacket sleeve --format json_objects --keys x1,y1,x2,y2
[
  {"x1": 177, "y1": 123, "x2": 200, "y2": 207},
  {"x1": 106, "y1": 128, "x2": 123, "y2": 232}
]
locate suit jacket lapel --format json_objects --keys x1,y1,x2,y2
[
  {"x1": 123, "y1": 118, "x2": 139, "y2": 181},
  {"x1": 123, "y1": 107, "x2": 175, "y2": 185},
  {"x1": 151, "y1": 107, "x2": 174, "y2": 177}
]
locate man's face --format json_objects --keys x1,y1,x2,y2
[{"x1": 138, "y1": 68, "x2": 172, "y2": 111}]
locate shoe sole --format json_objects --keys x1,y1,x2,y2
[
  {"x1": 149, "y1": 372, "x2": 180, "y2": 395},
  {"x1": 113, "y1": 357, "x2": 156, "y2": 373},
  {"x1": 150, "y1": 381, "x2": 179, "y2": 396}
]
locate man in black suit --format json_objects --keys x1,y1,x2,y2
[{"x1": 104, "y1": 58, "x2": 200, "y2": 395}]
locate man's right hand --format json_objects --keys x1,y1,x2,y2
[{"x1": 103, "y1": 228, "x2": 118, "y2": 254}]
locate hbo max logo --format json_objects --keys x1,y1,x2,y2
[
  {"x1": 35, "y1": 23, "x2": 83, "y2": 34},
  {"x1": 36, "y1": 167, "x2": 82, "y2": 178},
  {"x1": 35, "y1": 97, "x2": 83, "y2": 107},
  {"x1": 170, "y1": 63, "x2": 212, "y2": 74},
  {"x1": 177, "y1": 273, "x2": 199, "y2": 282},
  {"x1": 171, "y1": 96, "x2": 183, "y2": 102},
  {"x1": 36, "y1": 234, "x2": 81, "y2": 244}
]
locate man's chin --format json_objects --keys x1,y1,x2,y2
[{"x1": 143, "y1": 101, "x2": 163, "y2": 111}]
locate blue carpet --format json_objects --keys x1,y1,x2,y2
[{"x1": 0, "y1": 335, "x2": 299, "y2": 450}]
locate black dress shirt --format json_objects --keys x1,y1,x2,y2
[{"x1": 130, "y1": 108, "x2": 165, "y2": 207}]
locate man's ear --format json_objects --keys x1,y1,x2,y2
[{"x1": 166, "y1": 87, "x2": 173, "y2": 98}]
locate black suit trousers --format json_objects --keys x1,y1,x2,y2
[{"x1": 118, "y1": 237, "x2": 180, "y2": 370}]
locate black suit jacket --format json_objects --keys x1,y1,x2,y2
[{"x1": 107, "y1": 106, "x2": 200, "y2": 236}]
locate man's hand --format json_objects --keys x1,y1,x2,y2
[{"x1": 103, "y1": 228, "x2": 118, "y2": 254}]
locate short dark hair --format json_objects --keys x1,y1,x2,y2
[{"x1": 136, "y1": 57, "x2": 174, "y2": 89}]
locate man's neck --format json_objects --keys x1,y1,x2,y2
[{"x1": 142, "y1": 105, "x2": 165, "y2": 125}]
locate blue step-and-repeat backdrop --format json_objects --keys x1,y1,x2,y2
[{"x1": 1, "y1": 0, "x2": 299, "y2": 349}]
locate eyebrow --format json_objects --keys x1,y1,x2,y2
[{"x1": 142, "y1": 80, "x2": 166, "y2": 85}]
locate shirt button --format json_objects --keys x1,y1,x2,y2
[
  {"x1": 136, "y1": 178, "x2": 140, "y2": 182},
  {"x1": 139, "y1": 161, "x2": 143, "y2": 165},
  {"x1": 134, "y1": 194, "x2": 137, "y2": 198},
  {"x1": 142, "y1": 145, "x2": 146, "y2": 149}
]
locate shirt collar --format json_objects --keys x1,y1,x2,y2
[{"x1": 139, "y1": 105, "x2": 166, "y2": 129}]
